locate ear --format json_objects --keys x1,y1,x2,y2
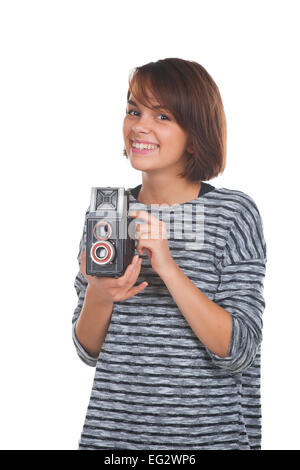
[{"x1": 186, "y1": 144, "x2": 194, "y2": 154}]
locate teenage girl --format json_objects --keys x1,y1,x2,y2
[{"x1": 72, "y1": 58, "x2": 267, "y2": 450}]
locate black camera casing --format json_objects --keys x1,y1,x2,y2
[{"x1": 86, "y1": 187, "x2": 136, "y2": 278}]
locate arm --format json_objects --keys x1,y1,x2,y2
[
  {"x1": 72, "y1": 206, "x2": 147, "y2": 366},
  {"x1": 75, "y1": 286, "x2": 113, "y2": 358},
  {"x1": 72, "y1": 205, "x2": 103, "y2": 367},
  {"x1": 157, "y1": 200, "x2": 267, "y2": 374},
  {"x1": 158, "y1": 260, "x2": 232, "y2": 358}
]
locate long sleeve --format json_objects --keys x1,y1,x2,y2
[
  {"x1": 206, "y1": 195, "x2": 267, "y2": 374},
  {"x1": 72, "y1": 206, "x2": 98, "y2": 367}
]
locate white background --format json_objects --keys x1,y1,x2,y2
[{"x1": 0, "y1": 0, "x2": 299, "y2": 450}]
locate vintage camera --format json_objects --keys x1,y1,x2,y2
[{"x1": 86, "y1": 187, "x2": 136, "y2": 277}]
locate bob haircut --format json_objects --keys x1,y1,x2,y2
[{"x1": 123, "y1": 57, "x2": 227, "y2": 182}]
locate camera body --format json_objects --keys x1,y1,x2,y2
[{"x1": 86, "y1": 187, "x2": 136, "y2": 278}]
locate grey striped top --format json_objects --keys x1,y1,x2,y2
[{"x1": 72, "y1": 183, "x2": 267, "y2": 450}]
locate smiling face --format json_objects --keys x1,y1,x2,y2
[{"x1": 122, "y1": 89, "x2": 193, "y2": 175}]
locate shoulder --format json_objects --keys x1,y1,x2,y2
[
  {"x1": 212, "y1": 187, "x2": 267, "y2": 262},
  {"x1": 210, "y1": 187, "x2": 263, "y2": 222}
]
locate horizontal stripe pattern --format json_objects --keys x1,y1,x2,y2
[{"x1": 72, "y1": 185, "x2": 267, "y2": 450}]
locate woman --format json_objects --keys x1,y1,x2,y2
[{"x1": 72, "y1": 58, "x2": 267, "y2": 450}]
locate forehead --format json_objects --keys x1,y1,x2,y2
[{"x1": 128, "y1": 88, "x2": 161, "y2": 108}]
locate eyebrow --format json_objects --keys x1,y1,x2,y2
[{"x1": 127, "y1": 99, "x2": 168, "y2": 111}]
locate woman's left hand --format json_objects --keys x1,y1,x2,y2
[{"x1": 129, "y1": 210, "x2": 175, "y2": 276}]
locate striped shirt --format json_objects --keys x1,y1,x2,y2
[{"x1": 72, "y1": 182, "x2": 267, "y2": 450}]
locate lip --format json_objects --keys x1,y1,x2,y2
[
  {"x1": 130, "y1": 141, "x2": 159, "y2": 155},
  {"x1": 131, "y1": 138, "x2": 159, "y2": 146}
]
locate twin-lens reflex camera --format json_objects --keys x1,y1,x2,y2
[{"x1": 85, "y1": 187, "x2": 137, "y2": 278}]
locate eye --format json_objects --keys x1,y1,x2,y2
[
  {"x1": 157, "y1": 113, "x2": 170, "y2": 121},
  {"x1": 126, "y1": 109, "x2": 139, "y2": 116},
  {"x1": 126, "y1": 108, "x2": 170, "y2": 121}
]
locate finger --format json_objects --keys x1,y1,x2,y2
[
  {"x1": 144, "y1": 247, "x2": 151, "y2": 258},
  {"x1": 116, "y1": 258, "x2": 139, "y2": 286},
  {"x1": 137, "y1": 226, "x2": 164, "y2": 240},
  {"x1": 136, "y1": 225, "x2": 150, "y2": 237},
  {"x1": 136, "y1": 238, "x2": 147, "y2": 255},
  {"x1": 127, "y1": 256, "x2": 142, "y2": 286},
  {"x1": 126, "y1": 281, "x2": 148, "y2": 298},
  {"x1": 134, "y1": 220, "x2": 148, "y2": 240},
  {"x1": 126, "y1": 255, "x2": 141, "y2": 279},
  {"x1": 129, "y1": 210, "x2": 160, "y2": 225},
  {"x1": 136, "y1": 240, "x2": 143, "y2": 256}
]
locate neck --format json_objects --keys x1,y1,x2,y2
[{"x1": 137, "y1": 173, "x2": 201, "y2": 206}]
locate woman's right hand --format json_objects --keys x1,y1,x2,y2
[{"x1": 79, "y1": 250, "x2": 148, "y2": 304}]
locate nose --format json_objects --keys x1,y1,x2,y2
[{"x1": 131, "y1": 113, "x2": 152, "y2": 134}]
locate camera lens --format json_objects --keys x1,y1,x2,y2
[
  {"x1": 95, "y1": 246, "x2": 107, "y2": 259},
  {"x1": 90, "y1": 240, "x2": 115, "y2": 265},
  {"x1": 93, "y1": 221, "x2": 112, "y2": 240}
]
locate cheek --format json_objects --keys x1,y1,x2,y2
[
  {"x1": 123, "y1": 117, "x2": 133, "y2": 135},
  {"x1": 122, "y1": 118, "x2": 129, "y2": 134},
  {"x1": 161, "y1": 130, "x2": 187, "y2": 153}
]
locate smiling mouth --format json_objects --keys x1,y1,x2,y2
[{"x1": 130, "y1": 142, "x2": 159, "y2": 155}]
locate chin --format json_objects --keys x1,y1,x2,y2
[
  {"x1": 130, "y1": 154, "x2": 154, "y2": 163},
  {"x1": 130, "y1": 161, "x2": 152, "y2": 171}
]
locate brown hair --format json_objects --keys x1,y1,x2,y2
[{"x1": 123, "y1": 57, "x2": 227, "y2": 182}]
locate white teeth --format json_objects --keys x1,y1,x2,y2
[{"x1": 132, "y1": 142, "x2": 158, "y2": 150}]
